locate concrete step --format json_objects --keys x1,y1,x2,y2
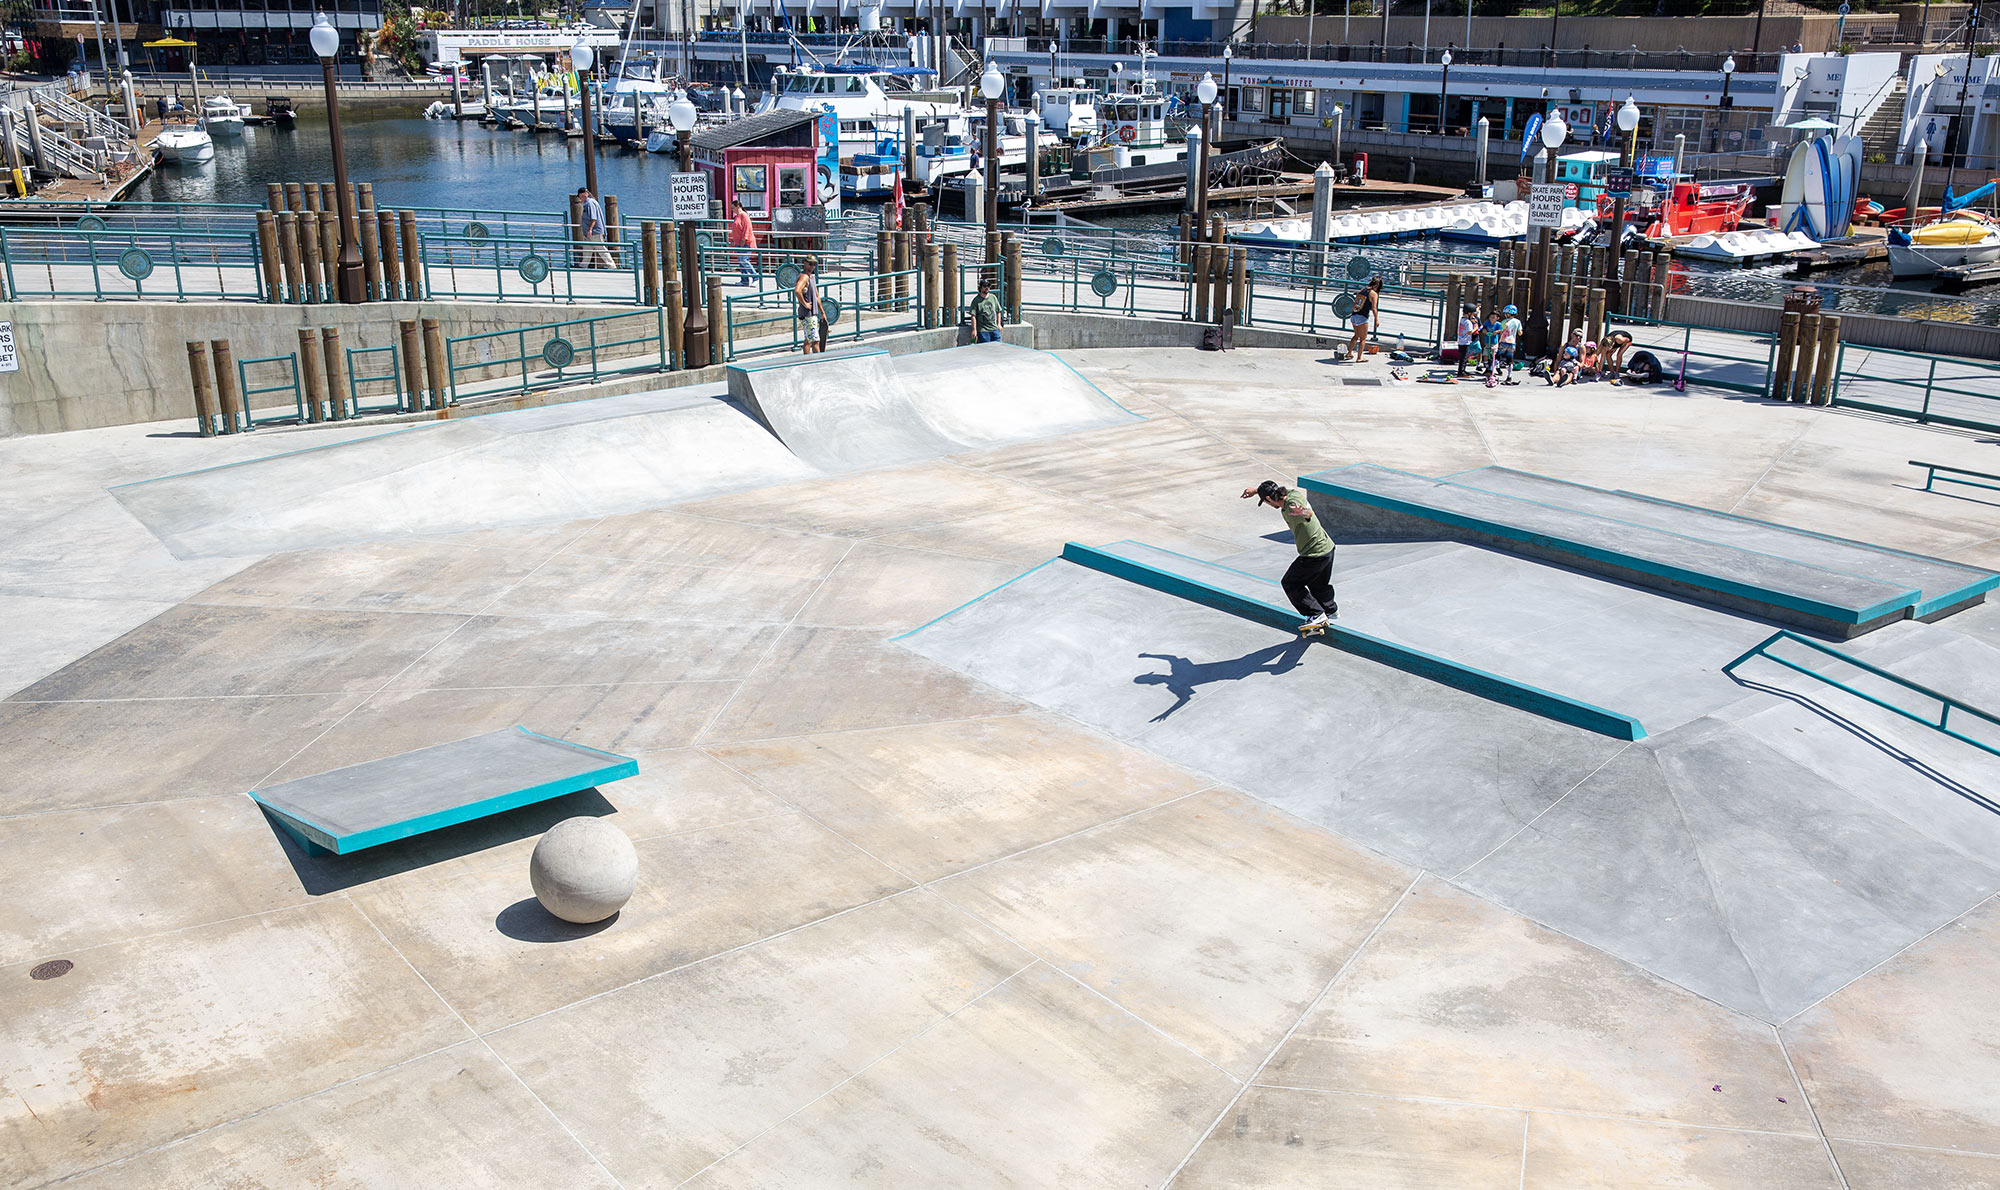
[
  {"x1": 1441, "y1": 465, "x2": 1997, "y2": 619},
  {"x1": 1299, "y1": 463, "x2": 1930, "y2": 639}
]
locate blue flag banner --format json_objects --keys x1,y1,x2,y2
[{"x1": 1520, "y1": 112, "x2": 1542, "y2": 162}]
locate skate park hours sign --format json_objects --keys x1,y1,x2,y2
[
  {"x1": 0, "y1": 321, "x2": 16, "y2": 373},
  {"x1": 670, "y1": 171, "x2": 710, "y2": 221},
  {"x1": 1528, "y1": 183, "x2": 1571, "y2": 230}
]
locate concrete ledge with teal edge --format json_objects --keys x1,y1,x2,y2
[
  {"x1": 247, "y1": 727, "x2": 640, "y2": 857},
  {"x1": 1297, "y1": 464, "x2": 1925, "y2": 640},
  {"x1": 1058, "y1": 541, "x2": 1648, "y2": 742}
]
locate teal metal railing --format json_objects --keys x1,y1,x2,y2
[
  {"x1": 1723, "y1": 630, "x2": 2000, "y2": 760},
  {"x1": 1831, "y1": 344, "x2": 2000, "y2": 434},
  {"x1": 236, "y1": 353, "x2": 303, "y2": 428},
  {"x1": 442, "y1": 307, "x2": 671, "y2": 402},
  {"x1": 720, "y1": 269, "x2": 925, "y2": 361},
  {"x1": 345, "y1": 344, "x2": 406, "y2": 415},
  {"x1": 1911, "y1": 459, "x2": 2000, "y2": 496},
  {"x1": 417, "y1": 231, "x2": 644, "y2": 304},
  {"x1": 0, "y1": 225, "x2": 262, "y2": 301}
]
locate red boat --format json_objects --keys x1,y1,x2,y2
[{"x1": 1643, "y1": 181, "x2": 1753, "y2": 238}]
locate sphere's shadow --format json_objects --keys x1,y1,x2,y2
[{"x1": 495, "y1": 898, "x2": 620, "y2": 942}]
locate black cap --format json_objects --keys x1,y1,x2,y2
[{"x1": 1256, "y1": 480, "x2": 1284, "y2": 502}]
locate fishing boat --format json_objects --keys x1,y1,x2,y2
[
  {"x1": 842, "y1": 136, "x2": 903, "y2": 197},
  {"x1": 200, "y1": 95, "x2": 245, "y2": 137},
  {"x1": 1093, "y1": 74, "x2": 1185, "y2": 170},
  {"x1": 755, "y1": 64, "x2": 962, "y2": 163},
  {"x1": 153, "y1": 122, "x2": 214, "y2": 164},
  {"x1": 1644, "y1": 181, "x2": 1753, "y2": 239},
  {"x1": 1887, "y1": 210, "x2": 2000, "y2": 279},
  {"x1": 1037, "y1": 87, "x2": 1099, "y2": 141}
]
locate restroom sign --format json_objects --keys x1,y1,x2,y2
[{"x1": 0, "y1": 321, "x2": 17, "y2": 373}]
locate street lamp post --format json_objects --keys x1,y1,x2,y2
[
  {"x1": 1332, "y1": 101, "x2": 1343, "y2": 169},
  {"x1": 980, "y1": 61, "x2": 1003, "y2": 256},
  {"x1": 1437, "y1": 46, "x2": 1452, "y2": 134},
  {"x1": 1194, "y1": 71, "x2": 1217, "y2": 241},
  {"x1": 571, "y1": 38, "x2": 599, "y2": 198},
  {"x1": 310, "y1": 14, "x2": 365, "y2": 304},
  {"x1": 668, "y1": 93, "x2": 708, "y2": 367},
  {"x1": 1716, "y1": 54, "x2": 1735, "y2": 152},
  {"x1": 1606, "y1": 94, "x2": 1639, "y2": 301},
  {"x1": 1219, "y1": 43, "x2": 1232, "y2": 134},
  {"x1": 1525, "y1": 110, "x2": 1566, "y2": 357}
]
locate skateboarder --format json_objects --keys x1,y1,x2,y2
[{"x1": 1241, "y1": 480, "x2": 1337, "y2": 632}]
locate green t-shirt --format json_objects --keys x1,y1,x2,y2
[
  {"x1": 971, "y1": 291, "x2": 1005, "y2": 332},
  {"x1": 1281, "y1": 490, "x2": 1333, "y2": 557}
]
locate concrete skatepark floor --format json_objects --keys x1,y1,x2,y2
[{"x1": 4, "y1": 345, "x2": 2000, "y2": 1188}]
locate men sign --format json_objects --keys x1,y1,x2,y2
[
  {"x1": 1527, "y1": 182, "x2": 1568, "y2": 230},
  {"x1": 669, "y1": 170, "x2": 710, "y2": 221}
]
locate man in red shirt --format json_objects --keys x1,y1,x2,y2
[{"x1": 728, "y1": 198, "x2": 758, "y2": 287}]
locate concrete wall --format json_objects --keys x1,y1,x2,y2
[{"x1": 0, "y1": 298, "x2": 634, "y2": 437}]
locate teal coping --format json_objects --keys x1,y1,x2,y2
[
  {"x1": 1298, "y1": 466, "x2": 1920, "y2": 627},
  {"x1": 725, "y1": 346, "x2": 889, "y2": 375},
  {"x1": 247, "y1": 726, "x2": 639, "y2": 856},
  {"x1": 1058, "y1": 541, "x2": 1648, "y2": 742},
  {"x1": 1438, "y1": 465, "x2": 1997, "y2": 620}
]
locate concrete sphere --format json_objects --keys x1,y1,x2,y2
[{"x1": 529, "y1": 817, "x2": 638, "y2": 924}]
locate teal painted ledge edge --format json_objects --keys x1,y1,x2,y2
[
  {"x1": 248, "y1": 726, "x2": 640, "y2": 856},
  {"x1": 725, "y1": 346, "x2": 888, "y2": 375},
  {"x1": 1059, "y1": 541, "x2": 1648, "y2": 743},
  {"x1": 1296, "y1": 469, "x2": 1919, "y2": 628}
]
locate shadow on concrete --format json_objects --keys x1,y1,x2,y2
[
  {"x1": 263, "y1": 786, "x2": 620, "y2": 896},
  {"x1": 495, "y1": 898, "x2": 619, "y2": 943},
  {"x1": 1892, "y1": 482, "x2": 2000, "y2": 511},
  {"x1": 1732, "y1": 677, "x2": 2000, "y2": 816},
  {"x1": 1134, "y1": 638, "x2": 1312, "y2": 722}
]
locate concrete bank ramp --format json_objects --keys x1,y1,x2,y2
[
  {"x1": 901, "y1": 545, "x2": 2000, "y2": 1022},
  {"x1": 725, "y1": 342, "x2": 1135, "y2": 471},
  {"x1": 114, "y1": 387, "x2": 816, "y2": 558}
]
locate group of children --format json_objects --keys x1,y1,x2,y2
[{"x1": 1453, "y1": 303, "x2": 1639, "y2": 388}]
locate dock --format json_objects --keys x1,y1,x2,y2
[
  {"x1": 9, "y1": 119, "x2": 168, "y2": 208},
  {"x1": 1933, "y1": 259, "x2": 2000, "y2": 291},
  {"x1": 1787, "y1": 232, "x2": 1889, "y2": 273}
]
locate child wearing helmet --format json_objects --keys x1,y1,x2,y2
[
  {"x1": 1491, "y1": 305, "x2": 1522, "y2": 385},
  {"x1": 1552, "y1": 328, "x2": 1584, "y2": 388},
  {"x1": 1579, "y1": 338, "x2": 1601, "y2": 382}
]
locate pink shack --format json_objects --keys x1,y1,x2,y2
[{"x1": 688, "y1": 108, "x2": 823, "y2": 220}]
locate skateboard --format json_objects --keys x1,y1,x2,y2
[
  {"x1": 1419, "y1": 369, "x2": 1461, "y2": 385},
  {"x1": 1299, "y1": 622, "x2": 1328, "y2": 637}
]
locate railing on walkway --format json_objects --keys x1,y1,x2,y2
[
  {"x1": 443, "y1": 307, "x2": 671, "y2": 402},
  {"x1": 1832, "y1": 345, "x2": 2000, "y2": 433},
  {"x1": 236, "y1": 353, "x2": 304, "y2": 428},
  {"x1": 418, "y1": 231, "x2": 646, "y2": 304},
  {"x1": 1723, "y1": 630, "x2": 2000, "y2": 760},
  {"x1": 346, "y1": 344, "x2": 406, "y2": 416},
  {"x1": 0, "y1": 225, "x2": 261, "y2": 301},
  {"x1": 1911, "y1": 460, "x2": 2000, "y2": 497},
  {"x1": 721, "y1": 269, "x2": 924, "y2": 361}
]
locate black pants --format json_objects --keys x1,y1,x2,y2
[{"x1": 1282, "y1": 551, "x2": 1337, "y2": 619}]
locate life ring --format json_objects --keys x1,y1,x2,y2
[{"x1": 1116, "y1": 124, "x2": 1136, "y2": 143}]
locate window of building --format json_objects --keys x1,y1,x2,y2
[
  {"x1": 777, "y1": 165, "x2": 808, "y2": 207},
  {"x1": 1239, "y1": 86, "x2": 1262, "y2": 113},
  {"x1": 1296, "y1": 89, "x2": 1316, "y2": 116}
]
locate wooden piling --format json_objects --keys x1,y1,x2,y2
[
  {"x1": 1210, "y1": 244, "x2": 1229, "y2": 327},
  {"x1": 284, "y1": 181, "x2": 305, "y2": 213},
  {"x1": 1772, "y1": 309, "x2": 1801, "y2": 399},
  {"x1": 1551, "y1": 281, "x2": 1570, "y2": 348},
  {"x1": 266, "y1": 182, "x2": 284, "y2": 213},
  {"x1": 421, "y1": 317, "x2": 448, "y2": 409},
  {"x1": 1812, "y1": 316, "x2": 1841, "y2": 406},
  {"x1": 357, "y1": 183, "x2": 380, "y2": 300},
  {"x1": 318, "y1": 182, "x2": 337, "y2": 216},
  {"x1": 297, "y1": 328, "x2": 327, "y2": 423},
  {"x1": 604, "y1": 194, "x2": 620, "y2": 245},
  {"x1": 210, "y1": 338, "x2": 243, "y2": 433},
  {"x1": 1003, "y1": 234, "x2": 1022, "y2": 322},
  {"x1": 942, "y1": 242, "x2": 960, "y2": 325},
  {"x1": 296, "y1": 210, "x2": 322, "y2": 302},
  {"x1": 320, "y1": 327, "x2": 347, "y2": 420},
  {"x1": 923, "y1": 243, "x2": 941, "y2": 328},
  {"x1": 1648, "y1": 253, "x2": 1670, "y2": 320},
  {"x1": 1791, "y1": 313, "x2": 1819, "y2": 402},
  {"x1": 875, "y1": 229, "x2": 891, "y2": 307},
  {"x1": 1192, "y1": 242, "x2": 1211, "y2": 322},
  {"x1": 376, "y1": 212, "x2": 400, "y2": 301},
  {"x1": 397, "y1": 319, "x2": 425, "y2": 413},
  {"x1": 641, "y1": 222, "x2": 659, "y2": 306},
  {"x1": 1586, "y1": 287, "x2": 1607, "y2": 350},
  {"x1": 185, "y1": 340, "x2": 218, "y2": 436},
  {"x1": 706, "y1": 276, "x2": 725, "y2": 363},
  {"x1": 664, "y1": 279, "x2": 685, "y2": 368},
  {"x1": 892, "y1": 230, "x2": 909, "y2": 311},
  {"x1": 399, "y1": 211, "x2": 421, "y2": 300},
  {"x1": 317, "y1": 211, "x2": 340, "y2": 297},
  {"x1": 255, "y1": 210, "x2": 282, "y2": 302}
]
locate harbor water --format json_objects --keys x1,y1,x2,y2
[{"x1": 134, "y1": 107, "x2": 2000, "y2": 327}]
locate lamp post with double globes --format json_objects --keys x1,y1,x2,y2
[
  {"x1": 979, "y1": 61, "x2": 1004, "y2": 256},
  {"x1": 571, "y1": 37, "x2": 599, "y2": 198},
  {"x1": 1525, "y1": 110, "x2": 1567, "y2": 356},
  {"x1": 1193, "y1": 71, "x2": 1217, "y2": 241},
  {"x1": 310, "y1": 13, "x2": 364, "y2": 303},
  {"x1": 667, "y1": 93, "x2": 708, "y2": 367}
]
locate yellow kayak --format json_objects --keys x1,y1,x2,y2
[{"x1": 1912, "y1": 212, "x2": 1998, "y2": 245}]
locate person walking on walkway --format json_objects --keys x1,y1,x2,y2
[
  {"x1": 968, "y1": 273, "x2": 1005, "y2": 343},
  {"x1": 1241, "y1": 480, "x2": 1338, "y2": 632},
  {"x1": 576, "y1": 186, "x2": 615, "y2": 270},
  {"x1": 793, "y1": 257, "x2": 824, "y2": 354},
  {"x1": 728, "y1": 199, "x2": 759, "y2": 287}
]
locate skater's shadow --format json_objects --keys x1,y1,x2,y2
[{"x1": 1134, "y1": 639, "x2": 1312, "y2": 722}]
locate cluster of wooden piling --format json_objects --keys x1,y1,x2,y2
[
  {"x1": 1183, "y1": 216, "x2": 1246, "y2": 327},
  {"x1": 1771, "y1": 294, "x2": 1841, "y2": 405},
  {"x1": 186, "y1": 319, "x2": 455, "y2": 434},
  {"x1": 258, "y1": 182, "x2": 421, "y2": 305}
]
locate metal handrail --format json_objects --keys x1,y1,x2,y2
[
  {"x1": 1723, "y1": 629, "x2": 2000, "y2": 759},
  {"x1": 1911, "y1": 460, "x2": 2000, "y2": 496}
]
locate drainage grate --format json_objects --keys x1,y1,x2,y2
[{"x1": 29, "y1": 959, "x2": 74, "y2": 981}]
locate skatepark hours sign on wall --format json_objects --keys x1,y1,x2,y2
[
  {"x1": 670, "y1": 171, "x2": 710, "y2": 221},
  {"x1": 1527, "y1": 183, "x2": 1572, "y2": 230}
]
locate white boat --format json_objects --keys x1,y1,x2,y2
[
  {"x1": 1887, "y1": 210, "x2": 2000, "y2": 279},
  {"x1": 200, "y1": 95, "x2": 245, "y2": 137},
  {"x1": 1236, "y1": 199, "x2": 1593, "y2": 247},
  {"x1": 756, "y1": 64, "x2": 962, "y2": 163},
  {"x1": 154, "y1": 122, "x2": 214, "y2": 164},
  {"x1": 1673, "y1": 228, "x2": 1821, "y2": 264},
  {"x1": 1037, "y1": 86, "x2": 1098, "y2": 141}
]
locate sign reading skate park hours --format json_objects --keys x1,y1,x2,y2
[
  {"x1": 0, "y1": 321, "x2": 16, "y2": 374},
  {"x1": 1527, "y1": 183, "x2": 1570, "y2": 230},
  {"x1": 669, "y1": 171, "x2": 710, "y2": 222}
]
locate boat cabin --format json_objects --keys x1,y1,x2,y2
[
  {"x1": 1555, "y1": 150, "x2": 1621, "y2": 208},
  {"x1": 689, "y1": 108, "x2": 825, "y2": 218}
]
